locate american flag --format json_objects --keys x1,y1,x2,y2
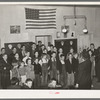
[{"x1": 25, "y1": 8, "x2": 56, "y2": 29}]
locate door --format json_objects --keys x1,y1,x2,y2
[{"x1": 35, "y1": 35, "x2": 52, "y2": 47}]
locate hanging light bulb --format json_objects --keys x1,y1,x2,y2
[{"x1": 83, "y1": 17, "x2": 88, "y2": 34}]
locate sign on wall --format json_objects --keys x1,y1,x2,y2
[{"x1": 10, "y1": 25, "x2": 20, "y2": 34}]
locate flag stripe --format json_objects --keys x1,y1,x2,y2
[
  {"x1": 26, "y1": 21, "x2": 56, "y2": 23},
  {"x1": 39, "y1": 14, "x2": 56, "y2": 17},
  {"x1": 26, "y1": 24, "x2": 56, "y2": 26},
  {"x1": 39, "y1": 11, "x2": 56, "y2": 14},
  {"x1": 26, "y1": 27, "x2": 56, "y2": 29},
  {"x1": 27, "y1": 18, "x2": 56, "y2": 20}
]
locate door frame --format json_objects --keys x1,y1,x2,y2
[{"x1": 35, "y1": 35, "x2": 52, "y2": 44}]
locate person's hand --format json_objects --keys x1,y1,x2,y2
[{"x1": 75, "y1": 84, "x2": 79, "y2": 88}]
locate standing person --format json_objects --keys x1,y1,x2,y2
[
  {"x1": 16, "y1": 43, "x2": 22, "y2": 58},
  {"x1": 73, "y1": 53, "x2": 79, "y2": 85},
  {"x1": 18, "y1": 61, "x2": 27, "y2": 85},
  {"x1": 39, "y1": 53, "x2": 49, "y2": 87},
  {"x1": 88, "y1": 50, "x2": 95, "y2": 80},
  {"x1": 0, "y1": 48, "x2": 6, "y2": 61},
  {"x1": 31, "y1": 43, "x2": 36, "y2": 60},
  {"x1": 76, "y1": 51, "x2": 92, "y2": 89},
  {"x1": 49, "y1": 52, "x2": 58, "y2": 80},
  {"x1": 66, "y1": 53, "x2": 75, "y2": 88},
  {"x1": 13, "y1": 53, "x2": 21, "y2": 66},
  {"x1": 20, "y1": 45, "x2": 26, "y2": 60},
  {"x1": 34, "y1": 58, "x2": 42, "y2": 88},
  {"x1": 25, "y1": 58, "x2": 35, "y2": 81},
  {"x1": 58, "y1": 54, "x2": 67, "y2": 88},
  {"x1": 36, "y1": 41, "x2": 42, "y2": 57},
  {"x1": 8, "y1": 47, "x2": 17, "y2": 65},
  {"x1": 11, "y1": 61, "x2": 19, "y2": 79},
  {"x1": 95, "y1": 47, "x2": 100, "y2": 82},
  {"x1": 0, "y1": 54, "x2": 11, "y2": 89}
]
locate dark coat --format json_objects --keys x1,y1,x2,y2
[
  {"x1": 0, "y1": 59, "x2": 11, "y2": 89},
  {"x1": 77, "y1": 59, "x2": 92, "y2": 89},
  {"x1": 66, "y1": 59, "x2": 74, "y2": 74}
]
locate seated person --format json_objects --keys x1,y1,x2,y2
[
  {"x1": 7, "y1": 77, "x2": 21, "y2": 89},
  {"x1": 48, "y1": 78, "x2": 61, "y2": 89},
  {"x1": 21, "y1": 78, "x2": 33, "y2": 89}
]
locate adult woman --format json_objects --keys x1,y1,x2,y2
[
  {"x1": 76, "y1": 51, "x2": 92, "y2": 89},
  {"x1": 0, "y1": 54, "x2": 11, "y2": 89}
]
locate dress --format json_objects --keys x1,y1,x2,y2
[{"x1": 25, "y1": 65, "x2": 35, "y2": 81}]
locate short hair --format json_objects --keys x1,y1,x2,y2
[
  {"x1": 51, "y1": 51, "x2": 56, "y2": 55},
  {"x1": 11, "y1": 77, "x2": 19, "y2": 85},
  {"x1": 42, "y1": 53, "x2": 47, "y2": 57},
  {"x1": 38, "y1": 41, "x2": 42, "y2": 43},
  {"x1": 2, "y1": 53, "x2": 7, "y2": 57},
  {"x1": 1, "y1": 48, "x2": 5, "y2": 51},
  {"x1": 90, "y1": 43, "x2": 94, "y2": 46},
  {"x1": 67, "y1": 53, "x2": 72, "y2": 56},
  {"x1": 25, "y1": 78, "x2": 32, "y2": 83},
  {"x1": 60, "y1": 54, "x2": 65, "y2": 58},
  {"x1": 12, "y1": 47, "x2": 17, "y2": 50},
  {"x1": 26, "y1": 58, "x2": 32, "y2": 64}
]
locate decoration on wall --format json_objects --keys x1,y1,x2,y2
[
  {"x1": 56, "y1": 31, "x2": 61, "y2": 38},
  {"x1": 10, "y1": 25, "x2": 20, "y2": 34},
  {"x1": 61, "y1": 25, "x2": 69, "y2": 33}
]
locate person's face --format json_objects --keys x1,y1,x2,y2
[
  {"x1": 43, "y1": 55, "x2": 46, "y2": 59},
  {"x1": 90, "y1": 45, "x2": 94, "y2": 50},
  {"x1": 68, "y1": 54, "x2": 72, "y2": 59},
  {"x1": 1, "y1": 49, "x2": 5, "y2": 54},
  {"x1": 35, "y1": 52, "x2": 39, "y2": 57},
  {"x1": 3, "y1": 54, "x2": 7, "y2": 61},
  {"x1": 22, "y1": 46, "x2": 25, "y2": 50},
  {"x1": 61, "y1": 41, "x2": 64, "y2": 45},
  {"x1": 41, "y1": 45, "x2": 45, "y2": 50},
  {"x1": 53, "y1": 47, "x2": 57, "y2": 52},
  {"x1": 89, "y1": 51, "x2": 92, "y2": 56},
  {"x1": 28, "y1": 59, "x2": 31, "y2": 65},
  {"x1": 43, "y1": 49, "x2": 47, "y2": 54},
  {"x1": 15, "y1": 53, "x2": 19, "y2": 59},
  {"x1": 47, "y1": 46, "x2": 51, "y2": 51},
  {"x1": 38, "y1": 42, "x2": 42, "y2": 46},
  {"x1": 13, "y1": 48, "x2": 17, "y2": 54},
  {"x1": 26, "y1": 52, "x2": 30, "y2": 57},
  {"x1": 59, "y1": 48, "x2": 63, "y2": 53},
  {"x1": 21, "y1": 62, "x2": 24, "y2": 67},
  {"x1": 52, "y1": 53, "x2": 56, "y2": 58},
  {"x1": 35, "y1": 59, "x2": 38, "y2": 64},
  {"x1": 32, "y1": 44, "x2": 36, "y2": 49},
  {"x1": 61, "y1": 56, "x2": 65, "y2": 60},
  {"x1": 74, "y1": 54, "x2": 78, "y2": 59},
  {"x1": 17, "y1": 44, "x2": 21, "y2": 49},
  {"x1": 26, "y1": 81, "x2": 32, "y2": 88},
  {"x1": 70, "y1": 48, "x2": 74, "y2": 53}
]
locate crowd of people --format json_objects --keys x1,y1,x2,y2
[{"x1": 0, "y1": 41, "x2": 100, "y2": 89}]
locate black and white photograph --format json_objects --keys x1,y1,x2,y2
[{"x1": 0, "y1": 2, "x2": 100, "y2": 94}]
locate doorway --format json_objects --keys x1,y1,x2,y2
[{"x1": 35, "y1": 35, "x2": 52, "y2": 47}]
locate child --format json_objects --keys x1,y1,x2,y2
[
  {"x1": 66, "y1": 53, "x2": 75, "y2": 88},
  {"x1": 39, "y1": 53, "x2": 49, "y2": 86},
  {"x1": 22, "y1": 78, "x2": 33, "y2": 89},
  {"x1": 18, "y1": 61, "x2": 27, "y2": 85},
  {"x1": 58, "y1": 54, "x2": 67, "y2": 88},
  {"x1": 49, "y1": 52, "x2": 58, "y2": 80},
  {"x1": 11, "y1": 61, "x2": 19, "y2": 79},
  {"x1": 25, "y1": 58, "x2": 35, "y2": 81},
  {"x1": 34, "y1": 58, "x2": 42, "y2": 88}
]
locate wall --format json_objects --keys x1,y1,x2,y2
[{"x1": 0, "y1": 5, "x2": 99, "y2": 48}]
